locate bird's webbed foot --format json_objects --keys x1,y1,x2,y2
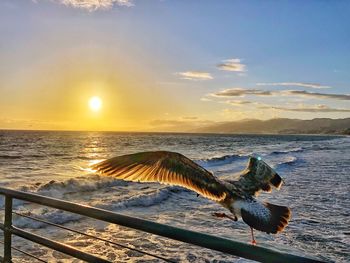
[{"x1": 212, "y1": 212, "x2": 238, "y2": 221}]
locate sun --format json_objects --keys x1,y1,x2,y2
[{"x1": 89, "y1": 96, "x2": 102, "y2": 112}]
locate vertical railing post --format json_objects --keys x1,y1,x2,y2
[{"x1": 3, "y1": 196, "x2": 12, "y2": 263}]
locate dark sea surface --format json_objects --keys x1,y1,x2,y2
[{"x1": 0, "y1": 130, "x2": 349, "y2": 262}]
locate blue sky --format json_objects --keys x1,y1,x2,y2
[{"x1": 0, "y1": 0, "x2": 349, "y2": 131}]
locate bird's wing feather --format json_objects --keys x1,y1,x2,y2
[
  {"x1": 92, "y1": 151, "x2": 228, "y2": 201},
  {"x1": 232, "y1": 157, "x2": 283, "y2": 196}
]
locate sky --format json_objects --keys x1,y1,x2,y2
[{"x1": 0, "y1": 0, "x2": 349, "y2": 131}]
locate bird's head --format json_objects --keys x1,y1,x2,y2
[{"x1": 247, "y1": 156, "x2": 280, "y2": 183}]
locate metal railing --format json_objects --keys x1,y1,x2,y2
[{"x1": 0, "y1": 187, "x2": 324, "y2": 263}]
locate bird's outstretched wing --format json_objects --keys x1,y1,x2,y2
[
  {"x1": 92, "y1": 151, "x2": 228, "y2": 201},
  {"x1": 233, "y1": 157, "x2": 283, "y2": 196}
]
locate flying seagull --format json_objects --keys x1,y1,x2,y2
[{"x1": 92, "y1": 151, "x2": 291, "y2": 244}]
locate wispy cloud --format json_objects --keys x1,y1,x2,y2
[
  {"x1": 256, "y1": 82, "x2": 330, "y2": 89},
  {"x1": 212, "y1": 88, "x2": 272, "y2": 97},
  {"x1": 217, "y1": 58, "x2": 246, "y2": 72},
  {"x1": 220, "y1": 96, "x2": 350, "y2": 113},
  {"x1": 200, "y1": 97, "x2": 212, "y2": 102},
  {"x1": 285, "y1": 90, "x2": 350, "y2": 100},
  {"x1": 56, "y1": 0, "x2": 133, "y2": 11},
  {"x1": 177, "y1": 71, "x2": 213, "y2": 81},
  {"x1": 211, "y1": 88, "x2": 350, "y2": 101},
  {"x1": 225, "y1": 100, "x2": 253, "y2": 106},
  {"x1": 268, "y1": 104, "x2": 350, "y2": 113}
]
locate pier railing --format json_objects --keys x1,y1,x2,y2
[{"x1": 0, "y1": 187, "x2": 324, "y2": 263}]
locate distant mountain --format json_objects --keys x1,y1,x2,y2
[{"x1": 193, "y1": 118, "x2": 350, "y2": 135}]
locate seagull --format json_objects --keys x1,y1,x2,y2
[{"x1": 92, "y1": 151, "x2": 291, "y2": 245}]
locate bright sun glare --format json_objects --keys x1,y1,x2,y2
[{"x1": 89, "y1": 96, "x2": 102, "y2": 112}]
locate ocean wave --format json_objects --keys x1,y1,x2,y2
[
  {"x1": 274, "y1": 156, "x2": 300, "y2": 169},
  {"x1": 97, "y1": 187, "x2": 177, "y2": 211},
  {"x1": 0, "y1": 153, "x2": 50, "y2": 160},
  {"x1": 309, "y1": 144, "x2": 334, "y2": 151},
  {"x1": 8, "y1": 174, "x2": 183, "y2": 229},
  {"x1": 269, "y1": 147, "x2": 304, "y2": 155},
  {"x1": 12, "y1": 186, "x2": 179, "y2": 229},
  {"x1": 77, "y1": 156, "x2": 94, "y2": 160},
  {"x1": 196, "y1": 154, "x2": 247, "y2": 167},
  {"x1": 32, "y1": 175, "x2": 129, "y2": 199},
  {"x1": 0, "y1": 154, "x2": 22, "y2": 159},
  {"x1": 14, "y1": 209, "x2": 82, "y2": 229},
  {"x1": 25, "y1": 154, "x2": 46, "y2": 158},
  {"x1": 13, "y1": 174, "x2": 129, "y2": 202},
  {"x1": 50, "y1": 153, "x2": 67, "y2": 157}
]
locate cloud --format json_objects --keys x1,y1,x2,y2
[
  {"x1": 225, "y1": 100, "x2": 253, "y2": 106},
  {"x1": 177, "y1": 71, "x2": 213, "y2": 81},
  {"x1": 200, "y1": 97, "x2": 212, "y2": 102},
  {"x1": 257, "y1": 82, "x2": 330, "y2": 89},
  {"x1": 285, "y1": 90, "x2": 350, "y2": 100},
  {"x1": 220, "y1": 97, "x2": 350, "y2": 113},
  {"x1": 269, "y1": 105, "x2": 350, "y2": 113},
  {"x1": 217, "y1": 58, "x2": 246, "y2": 72},
  {"x1": 213, "y1": 88, "x2": 272, "y2": 97},
  {"x1": 211, "y1": 88, "x2": 350, "y2": 101},
  {"x1": 56, "y1": 0, "x2": 133, "y2": 11}
]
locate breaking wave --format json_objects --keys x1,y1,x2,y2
[
  {"x1": 9, "y1": 175, "x2": 184, "y2": 229},
  {"x1": 19, "y1": 175, "x2": 129, "y2": 199},
  {"x1": 14, "y1": 209, "x2": 82, "y2": 229},
  {"x1": 274, "y1": 156, "x2": 300, "y2": 169},
  {"x1": 97, "y1": 187, "x2": 178, "y2": 211},
  {"x1": 196, "y1": 154, "x2": 247, "y2": 167},
  {"x1": 13, "y1": 187, "x2": 179, "y2": 229}
]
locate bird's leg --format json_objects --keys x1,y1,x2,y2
[
  {"x1": 212, "y1": 212, "x2": 238, "y2": 221},
  {"x1": 213, "y1": 212, "x2": 226, "y2": 218},
  {"x1": 250, "y1": 227, "x2": 257, "y2": 245}
]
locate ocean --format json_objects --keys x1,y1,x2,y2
[{"x1": 0, "y1": 131, "x2": 349, "y2": 262}]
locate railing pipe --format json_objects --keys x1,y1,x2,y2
[
  {"x1": 3, "y1": 196, "x2": 12, "y2": 263},
  {"x1": 0, "y1": 239, "x2": 47, "y2": 263},
  {"x1": 11, "y1": 227, "x2": 110, "y2": 263},
  {"x1": 0, "y1": 223, "x2": 110, "y2": 263},
  {"x1": 0, "y1": 187, "x2": 324, "y2": 263},
  {"x1": 13, "y1": 211, "x2": 175, "y2": 263}
]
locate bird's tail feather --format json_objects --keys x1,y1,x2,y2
[{"x1": 241, "y1": 202, "x2": 291, "y2": 234}]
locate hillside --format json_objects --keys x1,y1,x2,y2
[{"x1": 193, "y1": 118, "x2": 350, "y2": 135}]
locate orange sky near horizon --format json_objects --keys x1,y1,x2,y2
[{"x1": 0, "y1": 1, "x2": 349, "y2": 132}]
